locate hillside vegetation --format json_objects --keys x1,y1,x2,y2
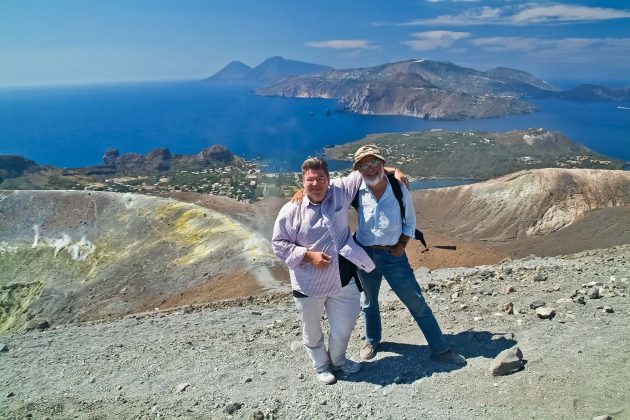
[{"x1": 326, "y1": 129, "x2": 624, "y2": 179}]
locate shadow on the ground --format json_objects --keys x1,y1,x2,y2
[{"x1": 341, "y1": 330, "x2": 516, "y2": 385}]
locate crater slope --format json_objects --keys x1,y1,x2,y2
[
  {"x1": 0, "y1": 190, "x2": 285, "y2": 333},
  {"x1": 414, "y1": 168, "x2": 630, "y2": 247}
]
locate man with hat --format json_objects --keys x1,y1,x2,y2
[{"x1": 353, "y1": 144, "x2": 466, "y2": 365}]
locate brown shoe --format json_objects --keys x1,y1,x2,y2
[
  {"x1": 360, "y1": 343, "x2": 378, "y2": 360},
  {"x1": 430, "y1": 350, "x2": 467, "y2": 366}
]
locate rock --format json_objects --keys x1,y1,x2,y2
[
  {"x1": 198, "y1": 145, "x2": 234, "y2": 164},
  {"x1": 490, "y1": 346, "x2": 524, "y2": 376},
  {"x1": 224, "y1": 402, "x2": 243, "y2": 415},
  {"x1": 0, "y1": 343, "x2": 8, "y2": 353},
  {"x1": 175, "y1": 383, "x2": 190, "y2": 394},
  {"x1": 532, "y1": 273, "x2": 547, "y2": 282},
  {"x1": 252, "y1": 410, "x2": 265, "y2": 420},
  {"x1": 425, "y1": 282, "x2": 438, "y2": 291},
  {"x1": 530, "y1": 300, "x2": 546, "y2": 310},
  {"x1": 501, "y1": 302, "x2": 514, "y2": 315},
  {"x1": 451, "y1": 292, "x2": 460, "y2": 299},
  {"x1": 0, "y1": 155, "x2": 38, "y2": 177},
  {"x1": 502, "y1": 285, "x2": 515, "y2": 294},
  {"x1": 556, "y1": 298, "x2": 573, "y2": 304},
  {"x1": 536, "y1": 307, "x2": 556, "y2": 319},
  {"x1": 34, "y1": 321, "x2": 50, "y2": 331},
  {"x1": 588, "y1": 288, "x2": 600, "y2": 299},
  {"x1": 603, "y1": 306, "x2": 614, "y2": 313},
  {"x1": 573, "y1": 296, "x2": 586, "y2": 305},
  {"x1": 290, "y1": 341, "x2": 302, "y2": 352},
  {"x1": 592, "y1": 416, "x2": 612, "y2": 420},
  {"x1": 103, "y1": 149, "x2": 120, "y2": 165}
]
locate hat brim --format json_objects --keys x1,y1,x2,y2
[{"x1": 353, "y1": 154, "x2": 386, "y2": 170}]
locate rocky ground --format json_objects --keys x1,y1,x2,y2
[{"x1": 1, "y1": 245, "x2": 628, "y2": 419}]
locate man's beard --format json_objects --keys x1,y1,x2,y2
[{"x1": 363, "y1": 167, "x2": 384, "y2": 187}]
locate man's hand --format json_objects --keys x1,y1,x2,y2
[
  {"x1": 384, "y1": 167, "x2": 410, "y2": 189},
  {"x1": 394, "y1": 168, "x2": 410, "y2": 189},
  {"x1": 291, "y1": 188, "x2": 305, "y2": 203},
  {"x1": 304, "y1": 250, "x2": 332, "y2": 268}
]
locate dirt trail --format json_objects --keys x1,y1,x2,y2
[{"x1": 1, "y1": 245, "x2": 628, "y2": 419}]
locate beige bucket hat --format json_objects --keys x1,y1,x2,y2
[{"x1": 353, "y1": 143, "x2": 386, "y2": 169}]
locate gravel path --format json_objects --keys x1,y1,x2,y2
[{"x1": 1, "y1": 246, "x2": 628, "y2": 419}]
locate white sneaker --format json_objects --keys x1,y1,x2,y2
[
  {"x1": 316, "y1": 370, "x2": 336, "y2": 385},
  {"x1": 331, "y1": 358, "x2": 362, "y2": 374}
]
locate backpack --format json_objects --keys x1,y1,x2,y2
[{"x1": 351, "y1": 172, "x2": 428, "y2": 250}]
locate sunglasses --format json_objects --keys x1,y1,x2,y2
[{"x1": 357, "y1": 159, "x2": 382, "y2": 171}]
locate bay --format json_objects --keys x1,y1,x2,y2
[{"x1": 1, "y1": 81, "x2": 628, "y2": 173}]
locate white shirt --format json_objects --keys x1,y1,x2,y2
[{"x1": 355, "y1": 177, "x2": 416, "y2": 246}]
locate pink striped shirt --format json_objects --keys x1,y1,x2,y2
[{"x1": 272, "y1": 171, "x2": 376, "y2": 298}]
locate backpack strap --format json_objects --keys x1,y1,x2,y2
[
  {"x1": 387, "y1": 173, "x2": 429, "y2": 250},
  {"x1": 385, "y1": 172, "x2": 405, "y2": 222}
]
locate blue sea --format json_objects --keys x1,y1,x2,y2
[{"x1": 1, "y1": 81, "x2": 629, "y2": 174}]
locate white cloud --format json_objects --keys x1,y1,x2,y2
[
  {"x1": 470, "y1": 36, "x2": 630, "y2": 64},
  {"x1": 403, "y1": 30, "x2": 471, "y2": 51},
  {"x1": 304, "y1": 40, "x2": 374, "y2": 50},
  {"x1": 401, "y1": 3, "x2": 630, "y2": 26},
  {"x1": 513, "y1": 4, "x2": 630, "y2": 24},
  {"x1": 401, "y1": 6, "x2": 502, "y2": 26}
]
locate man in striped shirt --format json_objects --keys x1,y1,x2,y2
[{"x1": 272, "y1": 157, "x2": 403, "y2": 384}]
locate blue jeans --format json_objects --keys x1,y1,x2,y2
[{"x1": 358, "y1": 246, "x2": 449, "y2": 355}]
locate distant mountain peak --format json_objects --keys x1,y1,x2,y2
[
  {"x1": 204, "y1": 57, "x2": 333, "y2": 87},
  {"x1": 203, "y1": 61, "x2": 253, "y2": 84}
]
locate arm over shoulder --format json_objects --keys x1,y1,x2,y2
[{"x1": 330, "y1": 171, "x2": 362, "y2": 204}]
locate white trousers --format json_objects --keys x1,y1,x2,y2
[{"x1": 293, "y1": 282, "x2": 361, "y2": 372}]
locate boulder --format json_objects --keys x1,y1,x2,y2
[
  {"x1": 0, "y1": 155, "x2": 38, "y2": 178},
  {"x1": 102, "y1": 149, "x2": 120, "y2": 165},
  {"x1": 198, "y1": 145, "x2": 234, "y2": 163},
  {"x1": 490, "y1": 346, "x2": 524, "y2": 376},
  {"x1": 536, "y1": 307, "x2": 556, "y2": 319}
]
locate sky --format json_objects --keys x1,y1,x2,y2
[{"x1": 1, "y1": 0, "x2": 629, "y2": 87}]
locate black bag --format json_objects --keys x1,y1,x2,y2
[{"x1": 338, "y1": 255, "x2": 362, "y2": 292}]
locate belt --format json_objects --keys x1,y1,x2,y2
[{"x1": 366, "y1": 244, "x2": 395, "y2": 250}]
